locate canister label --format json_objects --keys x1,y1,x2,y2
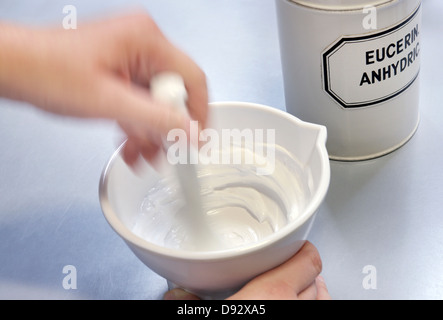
[{"x1": 322, "y1": 4, "x2": 421, "y2": 108}]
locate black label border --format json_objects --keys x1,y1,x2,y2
[{"x1": 322, "y1": 4, "x2": 421, "y2": 109}]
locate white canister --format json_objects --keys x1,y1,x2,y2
[{"x1": 275, "y1": 0, "x2": 422, "y2": 161}]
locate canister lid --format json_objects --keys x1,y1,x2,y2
[{"x1": 288, "y1": 0, "x2": 395, "y2": 11}]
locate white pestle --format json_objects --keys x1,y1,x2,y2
[{"x1": 149, "y1": 72, "x2": 218, "y2": 250}]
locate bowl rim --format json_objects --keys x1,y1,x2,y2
[{"x1": 99, "y1": 101, "x2": 330, "y2": 261}]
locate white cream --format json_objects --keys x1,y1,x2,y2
[{"x1": 131, "y1": 143, "x2": 312, "y2": 251}]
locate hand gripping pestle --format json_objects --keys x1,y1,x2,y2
[{"x1": 150, "y1": 72, "x2": 218, "y2": 251}]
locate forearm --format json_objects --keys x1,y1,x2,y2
[
  {"x1": 0, "y1": 23, "x2": 43, "y2": 103},
  {"x1": 0, "y1": 23, "x2": 103, "y2": 118}
]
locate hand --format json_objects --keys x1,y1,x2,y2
[
  {"x1": 163, "y1": 241, "x2": 331, "y2": 300},
  {"x1": 0, "y1": 13, "x2": 208, "y2": 166}
]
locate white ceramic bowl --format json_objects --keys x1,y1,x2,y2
[{"x1": 99, "y1": 102, "x2": 330, "y2": 299}]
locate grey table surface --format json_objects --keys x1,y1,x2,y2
[{"x1": 0, "y1": 0, "x2": 442, "y2": 300}]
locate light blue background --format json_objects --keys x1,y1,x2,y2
[{"x1": 0, "y1": 0, "x2": 442, "y2": 299}]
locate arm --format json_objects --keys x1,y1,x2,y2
[{"x1": 0, "y1": 13, "x2": 208, "y2": 165}]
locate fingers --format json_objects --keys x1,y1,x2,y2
[
  {"x1": 250, "y1": 241, "x2": 322, "y2": 295},
  {"x1": 121, "y1": 137, "x2": 139, "y2": 167},
  {"x1": 100, "y1": 76, "x2": 192, "y2": 168},
  {"x1": 148, "y1": 43, "x2": 209, "y2": 128},
  {"x1": 297, "y1": 276, "x2": 331, "y2": 300},
  {"x1": 71, "y1": 13, "x2": 208, "y2": 169},
  {"x1": 163, "y1": 288, "x2": 201, "y2": 300},
  {"x1": 227, "y1": 241, "x2": 326, "y2": 300},
  {"x1": 163, "y1": 242, "x2": 331, "y2": 301},
  {"x1": 122, "y1": 13, "x2": 209, "y2": 127},
  {"x1": 121, "y1": 136, "x2": 161, "y2": 168},
  {"x1": 275, "y1": 241, "x2": 323, "y2": 294},
  {"x1": 297, "y1": 281, "x2": 318, "y2": 300},
  {"x1": 97, "y1": 14, "x2": 207, "y2": 167},
  {"x1": 173, "y1": 54, "x2": 209, "y2": 128},
  {"x1": 315, "y1": 275, "x2": 332, "y2": 300},
  {"x1": 103, "y1": 76, "x2": 189, "y2": 135}
]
